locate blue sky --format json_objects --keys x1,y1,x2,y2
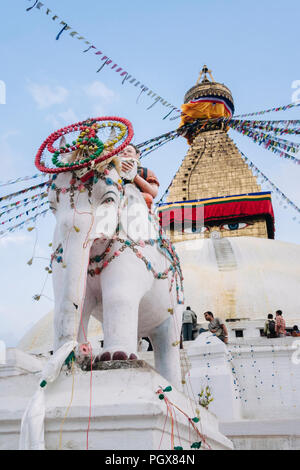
[{"x1": 1, "y1": 0, "x2": 299, "y2": 346}]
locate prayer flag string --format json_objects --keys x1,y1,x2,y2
[
  {"x1": 23, "y1": 0, "x2": 181, "y2": 117},
  {"x1": 0, "y1": 191, "x2": 47, "y2": 212},
  {"x1": 0, "y1": 181, "x2": 50, "y2": 203},
  {"x1": 234, "y1": 102, "x2": 300, "y2": 118},
  {"x1": 0, "y1": 201, "x2": 49, "y2": 226},
  {"x1": 0, "y1": 172, "x2": 47, "y2": 188},
  {"x1": 0, "y1": 209, "x2": 49, "y2": 237},
  {"x1": 238, "y1": 148, "x2": 300, "y2": 217}
]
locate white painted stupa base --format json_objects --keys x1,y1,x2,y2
[{"x1": 0, "y1": 350, "x2": 233, "y2": 450}]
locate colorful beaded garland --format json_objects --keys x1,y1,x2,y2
[
  {"x1": 50, "y1": 243, "x2": 64, "y2": 268},
  {"x1": 48, "y1": 163, "x2": 123, "y2": 208},
  {"x1": 87, "y1": 231, "x2": 184, "y2": 304},
  {"x1": 47, "y1": 160, "x2": 184, "y2": 304},
  {"x1": 50, "y1": 120, "x2": 127, "y2": 169},
  {"x1": 35, "y1": 116, "x2": 134, "y2": 174}
]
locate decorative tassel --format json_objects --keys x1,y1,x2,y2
[
  {"x1": 56, "y1": 24, "x2": 68, "y2": 40},
  {"x1": 163, "y1": 107, "x2": 175, "y2": 120},
  {"x1": 147, "y1": 98, "x2": 160, "y2": 110},
  {"x1": 96, "y1": 58, "x2": 110, "y2": 73},
  {"x1": 83, "y1": 45, "x2": 94, "y2": 53},
  {"x1": 26, "y1": 0, "x2": 38, "y2": 11},
  {"x1": 136, "y1": 87, "x2": 146, "y2": 104}
]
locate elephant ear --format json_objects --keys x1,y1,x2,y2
[
  {"x1": 119, "y1": 185, "x2": 157, "y2": 243},
  {"x1": 59, "y1": 135, "x2": 76, "y2": 164},
  {"x1": 59, "y1": 136, "x2": 67, "y2": 148}
]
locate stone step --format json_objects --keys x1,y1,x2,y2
[{"x1": 212, "y1": 238, "x2": 237, "y2": 272}]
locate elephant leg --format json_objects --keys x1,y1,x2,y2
[
  {"x1": 52, "y1": 241, "x2": 91, "y2": 352},
  {"x1": 99, "y1": 275, "x2": 144, "y2": 359},
  {"x1": 77, "y1": 285, "x2": 96, "y2": 345},
  {"x1": 150, "y1": 316, "x2": 182, "y2": 390}
]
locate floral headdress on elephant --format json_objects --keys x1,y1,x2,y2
[{"x1": 34, "y1": 116, "x2": 134, "y2": 177}]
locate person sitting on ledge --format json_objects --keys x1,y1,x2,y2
[
  {"x1": 275, "y1": 310, "x2": 286, "y2": 338},
  {"x1": 264, "y1": 314, "x2": 277, "y2": 338},
  {"x1": 119, "y1": 144, "x2": 159, "y2": 210},
  {"x1": 291, "y1": 325, "x2": 300, "y2": 337},
  {"x1": 204, "y1": 311, "x2": 228, "y2": 344}
]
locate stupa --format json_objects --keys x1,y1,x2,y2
[
  {"x1": 156, "y1": 68, "x2": 300, "y2": 450},
  {"x1": 158, "y1": 66, "x2": 300, "y2": 325}
]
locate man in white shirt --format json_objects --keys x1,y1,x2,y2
[{"x1": 182, "y1": 306, "x2": 197, "y2": 341}]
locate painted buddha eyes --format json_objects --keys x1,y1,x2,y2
[
  {"x1": 221, "y1": 222, "x2": 248, "y2": 231},
  {"x1": 183, "y1": 226, "x2": 208, "y2": 234},
  {"x1": 181, "y1": 222, "x2": 249, "y2": 233}
]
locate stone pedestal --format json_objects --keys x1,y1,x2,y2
[
  {"x1": 0, "y1": 349, "x2": 233, "y2": 450},
  {"x1": 184, "y1": 333, "x2": 242, "y2": 422},
  {"x1": 0, "y1": 348, "x2": 44, "y2": 377}
]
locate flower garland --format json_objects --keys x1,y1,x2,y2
[
  {"x1": 35, "y1": 116, "x2": 133, "y2": 174},
  {"x1": 49, "y1": 165, "x2": 123, "y2": 208},
  {"x1": 87, "y1": 233, "x2": 184, "y2": 304},
  {"x1": 50, "y1": 120, "x2": 127, "y2": 168},
  {"x1": 156, "y1": 386, "x2": 211, "y2": 450},
  {"x1": 50, "y1": 243, "x2": 64, "y2": 268},
  {"x1": 47, "y1": 162, "x2": 184, "y2": 302}
]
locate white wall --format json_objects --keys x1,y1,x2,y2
[
  {"x1": 185, "y1": 333, "x2": 300, "y2": 449},
  {"x1": 186, "y1": 334, "x2": 300, "y2": 420},
  {"x1": 226, "y1": 338, "x2": 300, "y2": 420}
]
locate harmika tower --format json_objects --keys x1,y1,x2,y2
[
  {"x1": 159, "y1": 66, "x2": 275, "y2": 243},
  {"x1": 157, "y1": 66, "x2": 281, "y2": 320}
]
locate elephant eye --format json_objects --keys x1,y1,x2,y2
[
  {"x1": 221, "y1": 222, "x2": 248, "y2": 231},
  {"x1": 103, "y1": 197, "x2": 115, "y2": 205}
]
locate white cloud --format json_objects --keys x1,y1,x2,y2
[
  {"x1": 0, "y1": 130, "x2": 28, "y2": 188},
  {"x1": 0, "y1": 130, "x2": 20, "y2": 158},
  {"x1": 0, "y1": 233, "x2": 30, "y2": 247},
  {"x1": 28, "y1": 82, "x2": 69, "y2": 109},
  {"x1": 82, "y1": 81, "x2": 117, "y2": 118},
  {"x1": 46, "y1": 108, "x2": 78, "y2": 128},
  {"x1": 58, "y1": 108, "x2": 78, "y2": 122},
  {"x1": 274, "y1": 161, "x2": 300, "y2": 202},
  {"x1": 91, "y1": 103, "x2": 106, "y2": 116},
  {"x1": 45, "y1": 114, "x2": 60, "y2": 128},
  {"x1": 83, "y1": 81, "x2": 117, "y2": 102}
]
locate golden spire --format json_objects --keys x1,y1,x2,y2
[{"x1": 196, "y1": 65, "x2": 215, "y2": 85}]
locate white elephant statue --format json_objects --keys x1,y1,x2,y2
[{"x1": 48, "y1": 157, "x2": 184, "y2": 388}]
